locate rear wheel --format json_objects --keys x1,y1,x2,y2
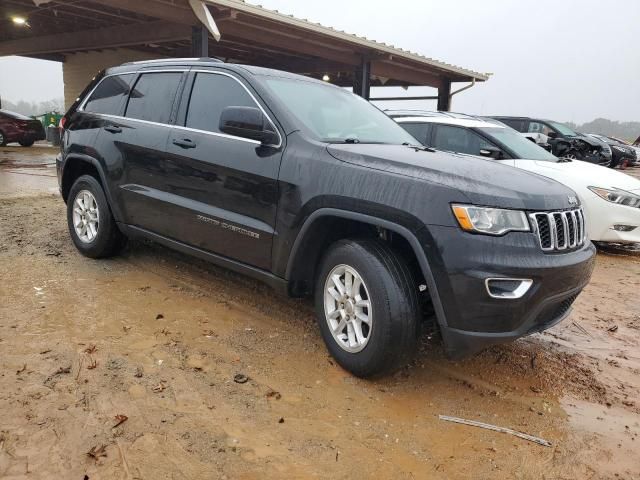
[
  {"x1": 19, "y1": 139, "x2": 34, "y2": 147},
  {"x1": 0, "y1": 130, "x2": 6, "y2": 146},
  {"x1": 314, "y1": 239, "x2": 420, "y2": 377},
  {"x1": 67, "y1": 174, "x2": 126, "y2": 258}
]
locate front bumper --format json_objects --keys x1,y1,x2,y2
[
  {"x1": 584, "y1": 195, "x2": 640, "y2": 244},
  {"x1": 421, "y1": 225, "x2": 596, "y2": 358}
]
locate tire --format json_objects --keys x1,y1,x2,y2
[
  {"x1": 67, "y1": 174, "x2": 126, "y2": 258},
  {"x1": 19, "y1": 139, "x2": 34, "y2": 147},
  {"x1": 314, "y1": 239, "x2": 420, "y2": 377},
  {"x1": 0, "y1": 130, "x2": 6, "y2": 146}
]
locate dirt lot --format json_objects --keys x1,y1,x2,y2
[{"x1": 1, "y1": 146, "x2": 639, "y2": 479}]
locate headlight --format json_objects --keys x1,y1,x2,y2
[
  {"x1": 588, "y1": 187, "x2": 640, "y2": 208},
  {"x1": 451, "y1": 204, "x2": 531, "y2": 235}
]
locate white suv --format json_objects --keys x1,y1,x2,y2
[{"x1": 389, "y1": 110, "x2": 640, "y2": 244}]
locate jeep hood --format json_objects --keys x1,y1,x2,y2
[
  {"x1": 513, "y1": 159, "x2": 640, "y2": 194},
  {"x1": 327, "y1": 144, "x2": 577, "y2": 211}
]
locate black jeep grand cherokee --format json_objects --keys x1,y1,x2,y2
[{"x1": 57, "y1": 59, "x2": 595, "y2": 377}]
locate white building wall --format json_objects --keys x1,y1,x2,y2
[{"x1": 63, "y1": 49, "x2": 166, "y2": 109}]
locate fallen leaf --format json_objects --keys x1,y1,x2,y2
[
  {"x1": 152, "y1": 381, "x2": 167, "y2": 393},
  {"x1": 84, "y1": 344, "x2": 97, "y2": 354},
  {"x1": 16, "y1": 364, "x2": 27, "y2": 375},
  {"x1": 266, "y1": 390, "x2": 282, "y2": 400},
  {"x1": 112, "y1": 414, "x2": 128, "y2": 428},
  {"x1": 87, "y1": 444, "x2": 107, "y2": 461},
  {"x1": 156, "y1": 314, "x2": 164, "y2": 320},
  {"x1": 122, "y1": 325, "x2": 132, "y2": 333}
]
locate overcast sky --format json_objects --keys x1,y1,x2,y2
[{"x1": 1, "y1": 0, "x2": 638, "y2": 123}]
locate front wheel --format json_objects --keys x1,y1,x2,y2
[
  {"x1": 67, "y1": 175, "x2": 126, "y2": 258},
  {"x1": 19, "y1": 139, "x2": 34, "y2": 147},
  {"x1": 314, "y1": 239, "x2": 420, "y2": 377}
]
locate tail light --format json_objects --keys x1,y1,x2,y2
[{"x1": 59, "y1": 116, "x2": 67, "y2": 131}]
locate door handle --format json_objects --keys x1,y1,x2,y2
[
  {"x1": 172, "y1": 138, "x2": 196, "y2": 149},
  {"x1": 103, "y1": 125, "x2": 122, "y2": 134}
]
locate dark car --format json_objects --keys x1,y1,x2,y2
[
  {"x1": 491, "y1": 116, "x2": 612, "y2": 166},
  {"x1": 56, "y1": 59, "x2": 595, "y2": 377},
  {"x1": 587, "y1": 134, "x2": 638, "y2": 168},
  {"x1": 0, "y1": 109, "x2": 46, "y2": 147}
]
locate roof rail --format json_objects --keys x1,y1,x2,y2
[{"x1": 123, "y1": 57, "x2": 224, "y2": 66}]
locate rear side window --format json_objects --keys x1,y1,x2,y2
[
  {"x1": 500, "y1": 118, "x2": 526, "y2": 132},
  {"x1": 185, "y1": 73, "x2": 257, "y2": 133},
  {"x1": 432, "y1": 125, "x2": 495, "y2": 156},
  {"x1": 83, "y1": 74, "x2": 134, "y2": 115},
  {"x1": 125, "y1": 72, "x2": 182, "y2": 124},
  {"x1": 399, "y1": 122, "x2": 432, "y2": 145}
]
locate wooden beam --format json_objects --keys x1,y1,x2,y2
[
  {"x1": 0, "y1": 21, "x2": 191, "y2": 56},
  {"x1": 220, "y1": 24, "x2": 361, "y2": 67},
  {"x1": 87, "y1": 0, "x2": 197, "y2": 25},
  {"x1": 371, "y1": 60, "x2": 443, "y2": 88}
]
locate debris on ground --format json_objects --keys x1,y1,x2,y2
[
  {"x1": 16, "y1": 364, "x2": 26, "y2": 375},
  {"x1": 152, "y1": 381, "x2": 167, "y2": 393},
  {"x1": 112, "y1": 414, "x2": 128, "y2": 428},
  {"x1": 266, "y1": 390, "x2": 282, "y2": 400},
  {"x1": 438, "y1": 415, "x2": 552, "y2": 447},
  {"x1": 233, "y1": 373, "x2": 249, "y2": 384},
  {"x1": 608, "y1": 325, "x2": 619, "y2": 333},
  {"x1": 134, "y1": 366, "x2": 144, "y2": 378},
  {"x1": 83, "y1": 344, "x2": 97, "y2": 354},
  {"x1": 86, "y1": 445, "x2": 107, "y2": 462},
  {"x1": 156, "y1": 314, "x2": 164, "y2": 320},
  {"x1": 278, "y1": 417, "x2": 285, "y2": 424}
]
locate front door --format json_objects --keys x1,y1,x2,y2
[{"x1": 163, "y1": 70, "x2": 283, "y2": 271}]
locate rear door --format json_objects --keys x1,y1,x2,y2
[
  {"x1": 95, "y1": 70, "x2": 186, "y2": 233},
  {"x1": 397, "y1": 122, "x2": 433, "y2": 146},
  {"x1": 163, "y1": 69, "x2": 283, "y2": 270}
]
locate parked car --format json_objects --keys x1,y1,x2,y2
[
  {"x1": 57, "y1": 59, "x2": 595, "y2": 377},
  {"x1": 390, "y1": 111, "x2": 640, "y2": 244},
  {"x1": 0, "y1": 109, "x2": 46, "y2": 147},
  {"x1": 585, "y1": 134, "x2": 637, "y2": 168},
  {"x1": 490, "y1": 116, "x2": 612, "y2": 166},
  {"x1": 605, "y1": 136, "x2": 640, "y2": 167}
]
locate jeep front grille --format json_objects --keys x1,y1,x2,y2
[{"x1": 530, "y1": 208, "x2": 585, "y2": 252}]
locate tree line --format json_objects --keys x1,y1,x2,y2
[{"x1": 566, "y1": 118, "x2": 640, "y2": 142}]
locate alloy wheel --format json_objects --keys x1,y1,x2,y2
[
  {"x1": 72, "y1": 190, "x2": 100, "y2": 243},
  {"x1": 323, "y1": 264, "x2": 372, "y2": 353}
]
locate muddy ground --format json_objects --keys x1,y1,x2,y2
[{"x1": 1, "y1": 146, "x2": 639, "y2": 479}]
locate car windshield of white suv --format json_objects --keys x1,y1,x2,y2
[
  {"x1": 548, "y1": 121, "x2": 578, "y2": 137},
  {"x1": 479, "y1": 126, "x2": 558, "y2": 161},
  {"x1": 263, "y1": 77, "x2": 417, "y2": 145}
]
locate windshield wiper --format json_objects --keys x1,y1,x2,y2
[
  {"x1": 403, "y1": 142, "x2": 436, "y2": 152},
  {"x1": 556, "y1": 157, "x2": 572, "y2": 163}
]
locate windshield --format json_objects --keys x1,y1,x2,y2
[
  {"x1": 548, "y1": 121, "x2": 578, "y2": 137},
  {"x1": 479, "y1": 126, "x2": 558, "y2": 161},
  {"x1": 263, "y1": 77, "x2": 417, "y2": 145}
]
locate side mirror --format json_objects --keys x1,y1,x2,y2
[
  {"x1": 547, "y1": 131, "x2": 558, "y2": 139},
  {"x1": 219, "y1": 106, "x2": 279, "y2": 146},
  {"x1": 479, "y1": 146, "x2": 504, "y2": 160}
]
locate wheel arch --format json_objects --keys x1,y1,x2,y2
[
  {"x1": 60, "y1": 155, "x2": 122, "y2": 222},
  {"x1": 286, "y1": 208, "x2": 449, "y2": 328}
]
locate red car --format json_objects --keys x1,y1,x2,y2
[{"x1": 0, "y1": 109, "x2": 46, "y2": 147}]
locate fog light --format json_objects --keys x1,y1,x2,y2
[
  {"x1": 611, "y1": 225, "x2": 637, "y2": 232},
  {"x1": 485, "y1": 278, "x2": 533, "y2": 299}
]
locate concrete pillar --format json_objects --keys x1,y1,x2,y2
[
  {"x1": 191, "y1": 25, "x2": 209, "y2": 57},
  {"x1": 437, "y1": 80, "x2": 452, "y2": 111}
]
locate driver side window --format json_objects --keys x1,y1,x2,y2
[
  {"x1": 528, "y1": 121, "x2": 554, "y2": 136},
  {"x1": 432, "y1": 125, "x2": 495, "y2": 157}
]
